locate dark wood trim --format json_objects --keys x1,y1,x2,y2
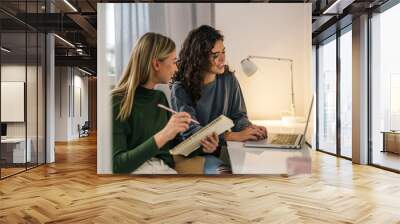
[
  {"x1": 367, "y1": 11, "x2": 373, "y2": 166},
  {"x1": 313, "y1": 15, "x2": 353, "y2": 45},
  {"x1": 336, "y1": 29, "x2": 341, "y2": 157},
  {"x1": 370, "y1": 164, "x2": 400, "y2": 174},
  {"x1": 317, "y1": 148, "x2": 352, "y2": 162},
  {"x1": 25, "y1": 5, "x2": 28, "y2": 171},
  {"x1": 373, "y1": 0, "x2": 400, "y2": 13},
  {"x1": 315, "y1": 44, "x2": 319, "y2": 150},
  {"x1": 0, "y1": 25, "x2": 2, "y2": 179},
  {"x1": 0, "y1": 163, "x2": 45, "y2": 180},
  {"x1": 37, "y1": 16, "x2": 39, "y2": 167},
  {"x1": 316, "y1": 149, "x2": 338, "y2": 157}
]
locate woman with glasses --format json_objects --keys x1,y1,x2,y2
[{"x1": 171, "y1": 25, "x2": 267, "y2": 174}]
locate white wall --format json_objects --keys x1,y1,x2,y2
[
  {"x1": 1, "y1": 65, "x2": 36, "y2": 137},
  {"x1": 1, "y1": 64, "x2": 47, "y2": 164},
  {"x1": 55, "y1": 67, "x2": 68, "y2": 141},
  {"x1": 46, "y1": 33, "x2": 56, "y2": 163},
  {"x1": 149, "y1": 3, "x2": 213, "y2": 53},
  {"x1": 215, "y1": 3, "x2": 312, "y2": 120},
  {"x1": 80, "y1": 75, "x2": 89, "y2": 123},
  {"x1": 149, "y1": 3, "x2": 214, "y2": 104},
  {"x1": 1, "y1": 83, "x2": 24, "y2": 123},
  {"x1": 1, "y1": 66, "x2": 26, "y2": 140},
  {"x1": 1, "y1": 66, "x2": 25, "y2": 125},
  {"x1": 54, "y1": 67, "x2": 89, "y2": 141},
  {"x1": 72, "y1": 74, "x2": 89, "y2": 138},
  {"x1": 97, "y1": 4, "x2": 112, "y2": 174}
]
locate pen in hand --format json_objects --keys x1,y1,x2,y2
[{"x1": 157, "y1": 104, "x2": 200, "y2": 125}]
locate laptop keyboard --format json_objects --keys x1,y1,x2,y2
[{"x1": 271, "y1": 134, "x2": 298, "y2": 145}]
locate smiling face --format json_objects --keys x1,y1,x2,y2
[
  {"x1": 153, "y1": 49, "x2": 178, "y2": 84},
  {"x1": 208, "y1": 40, "x2": 226, "y2": 75}
]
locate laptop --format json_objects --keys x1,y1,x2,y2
[
  {"x1": 1, "y1": 123, "x2": 7, "y2": 140},
  {"x1": 244, "y1": 96, "x2": 314, "y2": 149}
]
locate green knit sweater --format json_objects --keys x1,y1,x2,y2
[{"x1": 112, "y1": 86, "x2": 174, "y2": 173}]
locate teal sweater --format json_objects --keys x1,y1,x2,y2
[{"x1": 112, "y1": 86, "x2": 174, "y2": 173}]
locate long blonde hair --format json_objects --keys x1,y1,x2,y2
[{"x1": 112, "y1": 32, "x2": 176, "y2": 121}]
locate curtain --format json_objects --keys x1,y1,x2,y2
[{"x1": 114, "y1": 4, "x2": 150, "y2": 80}]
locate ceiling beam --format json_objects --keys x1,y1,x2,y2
[
  {"x1": 67, "y1": 13, "x2": 97, "y2": 39},
  {"x1": 55, "y1": 55, "x2": 96, "y2": 72}
]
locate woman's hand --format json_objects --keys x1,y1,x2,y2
[
  {"x1": 154, "y1": 112, "x2": 191, "y2": 149},
  {"x1": 251, "y1": 125, "x2": 268, "y2": 139},
  {"x1": 200, "y1": 132, "x2": 219, "y2": 153},
  {"x1": 224, "y1": 125, "x2": 268, "y2": 142}
]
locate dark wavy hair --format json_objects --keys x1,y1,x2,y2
[{"x1": 172, "y1": 25, "x2": 225, "y2": 103}]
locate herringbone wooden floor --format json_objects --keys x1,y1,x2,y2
[{"x1": 1, "y1": 135, "x2": 400, "y2": 224}]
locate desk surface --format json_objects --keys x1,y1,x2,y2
[
  {"x1": 381, "y1": 131, "x2": 400, "y2": 134},
  {"x1": 1, "y1": 138, "x2": 27, "y2": 143},
  {"x1": 227, "y1": 141, "x2": 311, "y2": 175}
]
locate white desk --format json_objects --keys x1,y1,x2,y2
[
  {"x1": 227, "y1": 141, "x2": 310, "y2": 174},
  {"x1": 227, "y1": 119, "x2": 311, "y2": 175},
  {"x1": 1, "y1": 138, "x2": 31, "y2": 163}
]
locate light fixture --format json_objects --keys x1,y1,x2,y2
[
  {"x1": 63, "y1": 0, "x2": 78, "y2": 12},
  {"x1": 54, "y1": 34, "x2": 75, "y2": 48},
  {"x1": 1, "y1": 47, "x2": 11, "y2": 53},
  {"x1": 241, "y1": 55, "x2": 296, "y2": 121},
  {"x1": 78, "y1": 67, "x2": 93, "y2": 76}
]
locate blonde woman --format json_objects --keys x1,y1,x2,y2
[{"x1": 112, "y1": 32, "x2": 218, "y2": 174}]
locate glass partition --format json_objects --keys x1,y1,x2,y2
[
  {"x1": 1, "y1": 30, "x2": 28, "y2": 177},
  {"x1": 0, "y1": 1, "x2": 46, "y2": 179}
]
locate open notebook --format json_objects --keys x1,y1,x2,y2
[{"x1": 169, "y1": 115, "x2": 234, "y2": 156}]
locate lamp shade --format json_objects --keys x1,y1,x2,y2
[{"x1": 240, "y1": 58, "x2": 258, "y2": 76}]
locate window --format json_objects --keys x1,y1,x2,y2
[
  {"x1": 317, "y1": 36, "x2": 337, "y2": 155},
  {"x1": 339, "y1": 28, "x2": 352, "y2": 158},
  {"x1": 371, "y1": 3, "x2": 400, "y2": 171},
  {"x1": 316, "y1": 24, "x2": 353, "y2": 159},
  {"x1": 106, "y1": 4, "x2": 116, "y2": 76}
]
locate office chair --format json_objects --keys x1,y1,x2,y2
[{"x1": 79, "y1": 121, "x2": 90, "y2": 138}]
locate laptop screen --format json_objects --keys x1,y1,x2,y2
[
  {"x1": 300, "y1": 96, "x2": 314, "y2": 145},
  {"x1": 1, "y1": 123, "x2": 7, "y2": 137}
]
